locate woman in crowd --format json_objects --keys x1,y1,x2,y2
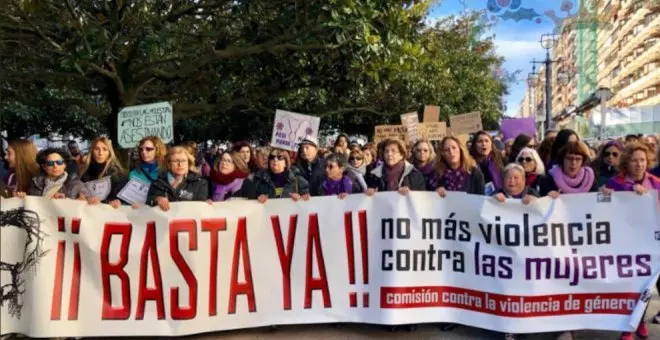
[
  {"x1": 130, "y1": 136, "x2": 167, "y2": 186},
  {"x1": 652, "y1": 146, "x2": 660, "y2": 178},
  {"x1": 366, "y1": 139, "x2": 425, "y2": 195},
  {"x1": 233, "y1": 141, "x2": 258, "y2": 172},
  {"x1": 537, "y1": 135, "x2": 556, "y2": 169},
  {"x1": 334, "y1": 133, "x2": 350, "y2": 156},
  {"x1": 602, "y1": 142, "x2": 659, "y2": 340},
  {"x1": 507, "y1": 134, "x2": 536, "y2": 165},
  {"x1": 539, "y1": 141, "x2": 597, "y2": 197},
  {"x1": 493, "y1": 163, "x2": 539, "y2": 204},
  {"x1": 550, "y1": 129, "x2": 579, "y2": 166},
  {"x1": 411, "y1": 140, "x2": 437, "y2": 190},
  {"x1": 3, "y1": 139, "x2": 39, "y2": 196},
  {"x1": 469, "y1": 131, "x2": 504, "y2": 195},
  {"x1": 591, "y1": 140, "x2": 624, "y2": 187},
  {"x1": 79, "y1": 137, "x2": 126, "y2": 207},
  {"x1": 347, "y1": 149, "x2": 368, "y2": 193},
  {"x1": 253, "y1": 146, "x2": 271, "y2": 171},
  {"x1": 19, "y1": 148, "x2": 85, "y2": 199},
  {"x1": 362, "y1": 143, "x2": 378, "y2": 171},
  {"x1": 514, "y1": 147, "x2": 545, "y2": 192},
  {"x1": 432, "y1": 136, "x2": 485, "y2": 197},
  {"x1": 208, "y1": 151, "x2": 255, "y2": 202},
  {"x1": 320, "y1": 153, "x2": 353, "y2": 198},
  {"x1": 147, "y1": 146, "x2": 209, "y2": 211},
  {"x1": 253, "y1": 148, "x2": 310, "y2": 203}
]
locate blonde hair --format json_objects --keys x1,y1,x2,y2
[
  {"x1": 81, "y1": 137, "x2": 125, "y2": 179},
  {"x1": 435, "y1": 136, "x2": 477, "y2": 176},
  {"x1": 620, "y1": 142, "x2": 653, "y2": 175},
  {"x1": 167, "y1": 146, "x2": 198, "y2": 173},
  {"x1": 137, "y1": 136, "x2": 167, "y2": 170},
  {"x1": 7, "y1": 139, "x2": 40, "y2": 192},
  {"x1": 412, "y1": 140, "x2": 436, "y2": 164}
]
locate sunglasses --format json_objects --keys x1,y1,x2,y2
[
  {"x1": 45, "y1": 159, "x2": 65, "y2": 167},
  {"x1": 140, "y1": 147, "x2": 155, "y2": 152},
  {"x1": 349, "y1": 157, "x2": 363, "y2": 162},
  {"x1": 326, "y1": 164, "x2": 338, "y2": 169},
  {"x1": 604, "y1": 151, "x2": 619, "y2": 157},
  {"x1": 517, "y1": 157, "x2": 534, "y2": 163},
  {"x1": 269, "y1": 155, "x2": 285, "y2": 161}
]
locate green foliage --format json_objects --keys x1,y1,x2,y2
[{"x1": 1, "y1": 1, "x2": 509, "y2": 141}]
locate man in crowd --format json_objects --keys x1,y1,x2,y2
[
  {"x1": 294, "y1": 135, "x2": 325, "y2": 196},
  {"x1": 67, "y1": 140, "x2": 86, "y2": 172}
]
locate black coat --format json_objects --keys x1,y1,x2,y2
[
  {"x1": 253, "y1": 169, "x2": 310, "y2": 199},
  {"x1": 365, "y1": 162, "x2": 426, "y2": 192},
  {"x1": 80, "y1": 164, "x2": 127, "y2": 203},
  {"x1": 293, "y1": 155, "x2": 325, "y2": 196},
  {"x1": 538, "y1": 173, "x2": 598, "y2": 196},
  {"x1": 28, "y1": 172, "x2": 85, "y2": 199},
  {"x1": 147, "y1": 172, "x2": 209, "y2": 206}
]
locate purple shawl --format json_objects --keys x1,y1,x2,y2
[
  {"x1": 415, "y1": 161, "x2": 435, "y2": 177},
  {"x1": 322, "y1": 176, "x2": 352, "y2": 195},
  {"x1": 211, "y1": 178, "x2": 245, "y2": 201},
  {"x1": 606, "y1": 173, "x2": 660, "y2": 192},
  {"x1": 480, "y1": 154, "x2": 502, "y2": 189},
  {"x1": 549, "y1": 165, "x2": 595, "y2": 193}
]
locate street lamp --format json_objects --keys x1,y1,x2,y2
[
  {"x1": 557, "y1": 70, "x2": 570, "y2": 86},
  {"x1": 531, "y1": 33, "x2": 559, "y2": 132}
]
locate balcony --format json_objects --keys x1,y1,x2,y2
[
  {"x1": 617, "y1": 6, "x2": 649, "y2": 43},
  {"x1": 600, "y1": 0, "x2": 620, "y2": 22},
  {"x1": 616, "y1": 36, "x2": 660, "y2": 82},
  {"x1": 618, "y1": 14, "x2": 660, "y2": 63},
  {"x1": 611, "y1": 66, "x2": 660, "y2": 102}
]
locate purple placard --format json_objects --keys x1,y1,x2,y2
[{"x1": 501, "y1": 117, "x2": 536, "y2": 141}]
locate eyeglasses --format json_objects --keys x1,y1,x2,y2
[
  {"x1": 269, "y1": 155, "x2": 285, "y2": 161},
  {"x1": 517, "y1": 157, "x2": 534, "y2": 163},
  {"x1": 349, "y1": 157, "x2": 363, "y2": 162},
  {"x1": 565, "y1": 156, "x2": 583, "y2": 163},
  {"x1": 604, "y1": 151, "x2": 619, "y2": 158},
  {"x1": 45, "y1": 159, "x2": 65, "y2": 167},
  {"x1": 326, "y1": 164, "x2": 338, "y2": 169},
  {"x1": 169, "y1": 159, "x2": 187, "y2": 165},
  {"x1": 415, "y1": 149, "x2": 429, "y2": 153},
  {"x1": 140, "y1": 147, "x2": 155, "y2": 152}
]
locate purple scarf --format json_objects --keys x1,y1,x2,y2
[
  {"x1": 322, "y1": 176, "x2": 352, "y2": 195},
  {"x1": 212, "y1": 178, "x2": 245, "y2": 201},
  {"x1": 271, "y1": 171, "x2": 289, "y2": 188},
  {"x1": 384, "y1": 161, "x2": 405, "y2": 191},
  {"x1": 549, "y1": 165, "x2": 595, "y2": 193},
  {"x1": 415, "y1": 161, "x2": 435, "y2": 177},
  {"x1": 607, "y1": 173, "x2": 660, "y2": 192},
  {"x1": 441, "y1": 168, "x2": 468, "y2": 191},
  {"x1": 480, "y1": 154, "x2": 502, "y2": 190}
]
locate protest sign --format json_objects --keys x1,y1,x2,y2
[
  {"x1": 117, "y1": 178, "x2": 150, "y2": 204},
  {"x1": 270, "y1": 110, "x2": 321, "y2": 152},
  {"x1": 449, "y1": 112, "x2": 482, "y2": 136},
  {"x1": 1, "y1": 192, "x2": 658, "y2": 337},
  {"x1": 374, "y1": 125, "x2": 408, "y2": 143},
  {"x1": 83, "y1": 177, "x2": 111, "y2": 201},
  {"x1": 117, "y1": 102, "x2": 173, "y2": 149},
  {"x1": 501, "y1": 117, "x2": 537, "y2": 141},
  {"x1": 400, "y1": 112, "x2": 420, "y2": 142},
  {"x1": 423, "y1": 105, "x2": 440, "y2": 122},
  {"x1": 418, "y1": 122, "x2": 447, "y2": 141}
]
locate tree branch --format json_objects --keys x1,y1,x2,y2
[
  {"x1": 318, "y1": 107, "x2": 386, "y2": 117},
  {"x1": 88, "y1": 63, "x2": 125, "y2": 95}
]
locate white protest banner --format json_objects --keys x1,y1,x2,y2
[
  {"x1": 83, "y1": 177, "x2": 111, "y2": 201},
  {"x1": 400, "y1": 112, "x2": 420, "y2": 142},
  {"x1": 1, "y1": 192, "x2": 659, "y2": 337},
  {"x1": 449, "y1": 111, "x2": 482, "y2": 136},
  {"x1": 118, "y1": 102, "x2": 173, "y2": 149},
  {"x1": 270, "y1": 109, "x2": 321, "y2": 152},
  {"x1": 116, "y1": 178, "x2": 150, "y2": 204}
]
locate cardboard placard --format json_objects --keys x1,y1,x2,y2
[
  {"x1": 400, "y1": 112, "x2": 420, "y2": 142},
  {"x1": 423, "y1": 105, "x2": 440, "y2": 122},
  {"x1": 449, "y1": 112, "x2": 482, "y2": 135},
  {"x1": 270, "y1": 109, "x2": 321, "y2": 152},
  {"x1": 418, "y1": 122, "x2": 447, "y2": 141},
  {"x1": 374, "y1": 125, "x2": 408, "y2": 143}
]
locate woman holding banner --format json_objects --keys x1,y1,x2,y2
[
  {"x1": 124, "y1": 136, "x2": 167, "y2": 207},
  {"x1": 20, "y1": 148, "x2": 86, "y2": 200},
  {"x1": 79, "y1": 137, "x2": 126, "y2": 208},
  {"x1": 469, "y1": 131, "x2": 504, "y2": 195},
  {"x1": 365, "y1": 139, "x2": 425, "y2": 196},
  {"x1": 539, "y1": 141, "x2": 598, "y2": 197},
  {"x1": 253, "y1": 148, "x2": 310, "y2": 203},
  {"x1": 431, "y1": 136, "x2": 485, "y2": 197},
  {"x1": 207, "y1": 151, "x2": 255, "y2": 202},
  {"x1": 411, "y1": 139, "x2": 438, "y2": 190}
]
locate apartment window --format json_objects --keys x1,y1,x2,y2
[
  {"x1": 644, "y1": 61, "x2": 659, "y2": 74},
  {"x1": 646, "y1": 37, "x2": 659, "y2": 49},
  {"x1": 626, "y1": 97, "x2": 634, "y2": 105},
  {"x1": 612, "y1": 66, "x2": 621, "y2": 79},
  {"x1": 648, "y1": 86, "x2": 658, "y2": 97},
  {"x1": 632, "y1": 0, "x2": 644, "y2": 12},
  {"x1": 633, "y1": 24, "x2": 644, "y2": 35},
  {"x1": 646, "y1": 12, "x2": 658, "y2": 25}
]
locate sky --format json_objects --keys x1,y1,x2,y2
[{"x1": 427, "y1": 0, "x2": 579, "y2": 117}]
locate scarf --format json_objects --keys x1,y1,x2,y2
[
  {"x1": 549, "y1": 165, "x2": 595, "y2": 193},
  {"x1": 384, "y1": 161, "x2": 405, "y2": 191},
  {"x1": 212, "y1": 178, "x2": 245, "y2": 201},
  {"x1": 441, "y1": 168, "x2": 468, "y2": 192},
  {"x1": 348, "y1": 164, "x2": 366, "y2": 176},
  {"x1": 209, "y1": 168, "x2": 249, "y2": 185},
  {"x1": 479, "y1": 154, "x2": 502, "y2": 189},
  {"x1": 167, "y1": 172, "x2": 186, "y2": 188},
  {"x1": 271, "y1": 171, "x2": 289, "y2": 188},
  {"x1": 525, "y1": 172, "x2": 539, "y2": 188},
  {"x1": 415, "y1": 161, "x2": 435, "y2": 177},
  {"x1": 44, "y1": 172, "x2": 68, "y2": 198},
  {"x1": 322, "y1": 176, "x2": 352, "y2": 195}
]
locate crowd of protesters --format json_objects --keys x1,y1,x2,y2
[{"x1": 2, "y1": 129, "x2": 660, "y2": 340}]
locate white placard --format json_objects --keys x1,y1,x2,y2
[
  {"x1": 116, "y1": 178, "x2": 150, "y2": 204},
  {"x1": 117, "y1": 102, "x2": 173, "y2": 149},
  {"x1": 270, "y1": 109, "x2": 321, "y2": 151},
  {"x1": 83, "y1": 177, "x2": 111, "y2": 201}
]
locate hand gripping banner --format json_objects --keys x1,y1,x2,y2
[{"x1": 1, "y1": 192, "x2": 659, "y2": 337}]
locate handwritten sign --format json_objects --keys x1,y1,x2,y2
[
  {"x1": 418, "y1": 122, "x2": 447, "y2": 141},
  {"x1": 84, "y1": 177, "x2": 111, "y2": 201},
  {"x1": 117, "y1": 179, "x2": 150, "y2": 204},
  {"x1": 400, "y1": 112, "x2": 420, "y2": 142},
  {"x1": 449, "y1": 111, "x2": 482, "y2": 135},
  {"x1": 423, "y1": 105, "x2": 440, "y2": 122},
  {"x1": 374, "y1": 125, "x2": 407, "y2": 144},
  {"x1": 117, "y1": 102, "x2": 173, "y2": 149},
  {"x1": 270, "y1": 110, "x2": 321, "y2": 152}
]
